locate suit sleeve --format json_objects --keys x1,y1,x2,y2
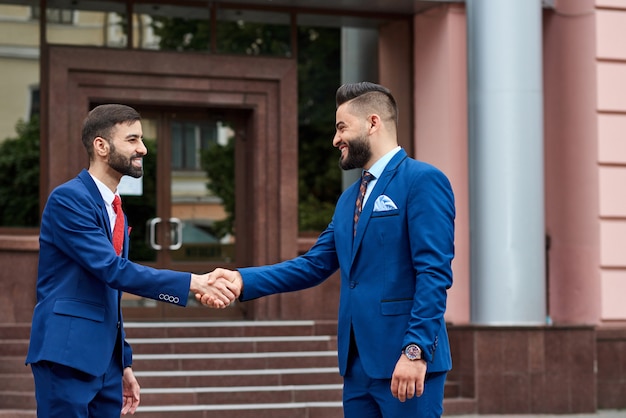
[
  {"x1": 46, "y1": 186, "x2": 191, "y2": 305},
  {"x1": 239, "y1": 223, "x2": 340, "y2": 300},
  {"x1": 123, "y1": 338, "x2": 133, "y2": 368},
  {"x1": 403, "y1": 166, "x2": 455, "y2": 361}
]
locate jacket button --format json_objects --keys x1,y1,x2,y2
[{"x1": 349, "y1": 281, "x2": 357, "y2": 289}]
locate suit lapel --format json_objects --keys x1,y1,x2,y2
[
  {"x1": 350, "y1": 150, "x2": 408, "y2": 262},
  {"x1": 77, "y1": 169, "x2": 113, "y2": 242},
  {"x1": 335, "y1": 181, "x2": 360, "y2": 262},
  {"x1": 78, "y1": 169, "x2": 125, "y2": 306}
]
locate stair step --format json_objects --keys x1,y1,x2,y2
[
  {"x1": 0, "y1": 374, "x2": 33, "y2": 391},
  {"x1": 132, "y1": 350, "x2": 338, "y2": 371},
  {"x1": 0, "y1": 324, "x2": 31, "y2": 340},
  {"x1": 140, "y1": 383, "x2": 342, "y2": 405},
  {"x1": 134, "y1": 367, "x2": 342, "y2": 388},
  {"x1": 443, "y1": 397, "x2": 478, "y2": 415},
  {"x1": 0, "y1": 357, "x2": 29, "y2": 374},
  {"x1": 126, "y1": 335, "x2": 337, "y2": 354},
  {"x1": 124, "y1": 320, "x2": 331, "y2": 338},
  {"x1": 0, "y1": 411, "x2": 36, "y2": 418},
  {"x1": 134, "y1": 401, "x2": 344, "y2": 418},
  {"x1": 0, "y1": 340, "x2": 29, "y2": 357},
  {"x1": 0, "y1": 391, "x2": 37, "y2": 410}
]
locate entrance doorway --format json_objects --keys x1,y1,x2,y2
[
  {"x1": 117, "y1": 107, "x2": 251, "y2": 320},
  {"x1": 44, "y1": 44, "x2": 299, "y2": 321}
]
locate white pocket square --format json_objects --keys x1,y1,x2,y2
[{"x1": 373, "y1": 195, "x2": 398, "y2": 211}]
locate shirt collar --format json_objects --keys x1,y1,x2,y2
[
  {"x1": 365, "y1": 146, "x2": 402, "y2": 179},
  {"x1": 89, "y1": 173, "x2": 117, "y2": 206}
]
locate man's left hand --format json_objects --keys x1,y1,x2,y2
[
  {"x1": 390, "y1": 355, "x2": 427, "y2": 402},
  {"x1": 122, "y1": 367, "x2": 140, "y2": 415}
]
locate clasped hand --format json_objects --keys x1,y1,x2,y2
[{"x1": 191, "y1": 268, "x2": 243, "y2": 308}]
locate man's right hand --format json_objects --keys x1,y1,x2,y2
[
  {"x1": 196, "y1": 268, "x2": 243, "y2": 308},
  {"x1": 189, "y1": 272, "x2": 240, "y2": 308}
]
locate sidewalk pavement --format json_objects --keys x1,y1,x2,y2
[{"x1": 451, "y1": 411, "x2": 626, "y2": 418}]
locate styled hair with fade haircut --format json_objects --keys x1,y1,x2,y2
[
  {"x1": 335, "y1": 81, "x2": 398, "y2": 127},
  {"x1": 81, "y1": 104, "x2": 141, "y2": 158}
]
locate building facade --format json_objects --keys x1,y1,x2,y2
[{"x1": 1, "y1": 0, "x2": 625, "y2": 414}]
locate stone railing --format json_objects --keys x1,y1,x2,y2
[{"x1": 0, "y1": 232, "x2": 39, "y2": 324}]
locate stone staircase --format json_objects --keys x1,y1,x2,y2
[
  {"x1": 0, "y1": 321, "x2": 476, "y2": 417},
  {"x1": 127, "y1": 320, "x2": 343, "y2": 418},
  {"x1": 0, "y1": 324, "x2": 34, "y2": 418}
]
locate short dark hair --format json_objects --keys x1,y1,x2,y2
[
  {"x1": 81, "y1": 104, "x2": 141, "y2": 158},
  {"x1": 335, "y1": 82, "x2": 398, "y2": 126}
]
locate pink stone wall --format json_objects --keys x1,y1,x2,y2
[
  {"x1": 543, "y1": 0, "x2": 602, "y2": 324},
  {"x1": 595, "y1": 1, "x2": 626, "y2": 321},
  {"x1": 412, "y1": 4, "x2": 470, "y2": 325}
]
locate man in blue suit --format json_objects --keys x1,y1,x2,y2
[
  {"x1": 202, "y1": 82, "x2": 455, "y2": 417},
  {"x1": 26, "y1": 104, "x2": 239, "y2": 417}
]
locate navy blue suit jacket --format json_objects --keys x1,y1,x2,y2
[
  {"x1": 26, "y1": 169, "x2": 191, "y2": 376},
  {"x1": 239, "y1": 149, "x2": 455, "y2": 379}
]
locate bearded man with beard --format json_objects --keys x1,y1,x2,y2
[
  {"x1": 26, "y1": 104, "x2": 239, "y2": 418},
  {"x1": 203, "y1": 82, "x2": 456, "y2": 418}
]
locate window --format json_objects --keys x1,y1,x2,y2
[
  {"x1": 171, "y1": 121, "x2": 218, "y2": 171},
  {"x1": 29, "y1": 87, "x2": 40, "y2": 119},
  {"x1": 32, "y1": 7, "x2": 74, "y2": 24}
]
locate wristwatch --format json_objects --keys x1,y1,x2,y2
[{"x1": 403, "y1": 344, "x2": 423, "y2": 361}]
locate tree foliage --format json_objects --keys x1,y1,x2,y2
[
  {"x1": 150, "y1": 16, "x2": 291, "y2": 57},
  {"x1": 0, "y1": 117, "x2": 40, "y2": 227},
  {"x1": 296, "y1": 27, "x2": 341, "y2": 231},
  {"x1": 200, "y1": 137, "x2": 235, "y2": 239}
]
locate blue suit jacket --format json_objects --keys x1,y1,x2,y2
[
  {"x1": 26, "y1": 169, "x2": 191, "y2": 377},
  {"x1": 239, "y1": 149, "x2": 455, "y2": 379}
]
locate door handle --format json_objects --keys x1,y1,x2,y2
[
  {"x1": 148, "y1": 217, "x2": 162, "y2": 250},
  {"x1": 169, "y1": 218, "x2": 183, "y2": 250}
]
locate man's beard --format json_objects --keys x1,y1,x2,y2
[
  {"x1": 109, "y1": 144, "x2": 143, "y2": 178},
  {"x1": 338, "y1": 135, "x2": 371, "y2": 171}
]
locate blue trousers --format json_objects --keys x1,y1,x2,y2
[
  {"x1": 31, "y1": 350, "x2": 123, "y2": 418},
  {"x1": 343, "y1": 350, "x2": 447, "y2": 418}
]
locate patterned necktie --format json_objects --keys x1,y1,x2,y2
[
  {"x1": 354, "y1": 171, "x2": 374, "y2": 236},
  {"x1": 112, "y1": 195, "x2": 124, "y2": 256}
]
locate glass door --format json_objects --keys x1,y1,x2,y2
[{"x1": 121, "y1": 107, "x2": 249, "y2": 320}]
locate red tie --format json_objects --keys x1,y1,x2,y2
[
  {"x1": 354, "y1": 171, "x2": 374, "y2": 236},
  {"x1": 112, "y1": 195, "x2": 124, "y2": 255}
]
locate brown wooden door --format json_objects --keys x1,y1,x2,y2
[{"x1": 120, "y1": 106, "x2": 251, "y2": 320}]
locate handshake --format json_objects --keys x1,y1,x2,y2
[{"x1": 190, "y1": 268, "x2": 243, "y2": 309}]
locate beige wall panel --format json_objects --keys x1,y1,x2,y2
[
  {"x1": 598, "y1": 114, "x2": 626, "y2": 163},
  {"x1": 0, "y1": 5, "x2": 32, "y2": 18},
  {"x1": 600, "y1": 220, "x2": 626, "y2": 266},
  {"x1": 601, "y1": 270, "x2": 626, "y2": 319},
  {"x1": 599, "y1": 167, "x2": 626, "y2": 216},
  {"x1": 0, "y1": 58, "x2": 38, "y2": 140},
  {"x1": 596, "y1": 10, "x2": 626, "y2": 59},
  {"x1": 597, "y1": 62, "x2": 626, "y2": 111},
  {"x1": 595, "y1": 0, "x2": 626, "y2": 8},
  {"x1": 0, "y1": 21, "x2": 39, "y2": 45}
]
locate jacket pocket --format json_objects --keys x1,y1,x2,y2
[
  {"x1": 53, "y1": 299, "x2": 105, "y2": 322},
  {"x1": 371, "y1": 208, "x2": 399, "y2": 218},
  {"x1": 381, "y1": 298, "x2": 412, "y2": 315}
]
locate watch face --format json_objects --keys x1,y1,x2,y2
[{"x1": 405, "y1": 344, "x2": 422, "y2": 360}]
